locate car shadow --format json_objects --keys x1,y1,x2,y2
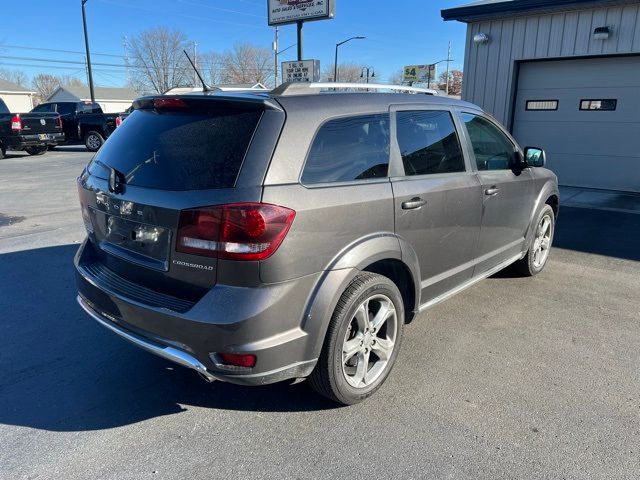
[
  {"x1": 492, "y1": 205, "x2": 640, "y2": 280},
  {"x1": 552, "y1": 206, "x2": 640, "y2": 261},
  {"x1": 0, "y1": 245, "x2": 336, "y2": 433}
]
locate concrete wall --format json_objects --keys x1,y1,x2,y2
[
  {"x1": 0, "y1": 93, "x2": 34, "y2": 112},
  {"x1": 462, "y1": 3, "x2": 640, "y2": 126}
]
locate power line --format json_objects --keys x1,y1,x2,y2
[{"x1": 1, "y1": 43, "x2": 123, "y2": 58}]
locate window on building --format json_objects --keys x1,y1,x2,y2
[
  {"x1": 396, "y1": 110, "x2": 465, "y2": 176},
  {"x1": 580, "y1": 99, "x2": 617, "y2": 111},
  {"x1": 526, "y1": 100, "x2": 558, "y2": 111},
  {"x1": 301, "y1": 114, "x2": 390, "y2": 185}
]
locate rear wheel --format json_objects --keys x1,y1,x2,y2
[
  {"x1": 308, "y1": 272, "x2": 404, "y2": 405},
  {"x1": 25, "y1": 145, "x2": 48, "y2": 156},
  {"x1": 0, "y1": 144, "x2": 5, "y2": 160},
  {"x1": 514, "y1": 204, "x2": 555, "y2": 276},
  {"x1": 84, "y1": 131, "x2": 104, "y2": 152}
]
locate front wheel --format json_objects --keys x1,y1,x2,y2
[
  {"x1": 84, "y1": 131, "x2": 104, "y2": 152},
  {"x1": 308, "y1": 272, "x2": 404, "y2": 405},
  {"x1": 25, "y1": 145, "x2": 48, "y2": 156},
  {"x1": 514, "y1": 204, "x2": 555, "y2": 276}
]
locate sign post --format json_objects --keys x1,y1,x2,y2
[
  {"x1": 268, "y1": 0, "x2": 335, "y2": 62},
  {"x1": 281, "y1": 59, "x2": 320, "y2": 83}
]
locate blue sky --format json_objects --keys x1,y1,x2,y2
[{"x1": 1, "y1": 0, "x2": 467, "y2": 86}]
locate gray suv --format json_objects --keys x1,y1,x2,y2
[{"x1": 75, "y1": 83, "x2": 559, "y2": 405}]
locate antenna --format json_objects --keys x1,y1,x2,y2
[{"x1": 183, "y1": 49, "x2": 210, "y2": 92}]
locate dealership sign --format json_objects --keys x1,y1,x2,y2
[
  {"x1": 268, "y1": 0, "x2": 335, "y2": 26},
  {"x1": 282, "y1": 60, "x2": 320, "y2": 83},
  {"x1": 403, "y1": 64, "x2": 436, "y2": 83}
]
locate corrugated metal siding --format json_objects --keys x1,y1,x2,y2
[{"x1": 462, "y1": 4, "x2": 640, "y2": 125}]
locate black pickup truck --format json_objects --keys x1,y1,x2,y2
[
  {"x1": 0, "y1": 98, "x2": 64, "y2": 159},
  {"x1": 32, "y1": 101, "x2": 128, "y2": 152}
]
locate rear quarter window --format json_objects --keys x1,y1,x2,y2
[
  {"x1": 87, "y1": 107, "x2": 262, "y2": 190},
  {"x1": 301, "y1": 113, "x2": 390, "y2": 185}
]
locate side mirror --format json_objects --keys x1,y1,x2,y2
[{"x1": 524, "y1": 147, "x2": 546, "y2": 168}]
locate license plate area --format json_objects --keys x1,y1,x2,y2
[
  {"x1": 90, "y1": 208, "x2": 171, "y2": 271},
  {"x1": 38, "y1": 134, "x2": 49, "y2": 141}
]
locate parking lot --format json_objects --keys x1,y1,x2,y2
[{"x1": 1, "y1": 149, "x2": 639, "y2": 479}]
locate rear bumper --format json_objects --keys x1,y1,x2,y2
[
  {"x1": 74, "y1": 239, "x2": 322, "y2": 385},
  {"x1": 5, "y1": 132, "x2": 65, "y2": 149}
]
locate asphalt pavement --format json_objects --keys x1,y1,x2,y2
[{"x1": 1, "y1": 148, "x2": 639, "y2": 479}]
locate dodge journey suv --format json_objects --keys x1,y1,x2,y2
[{"x1": 75, "y1": 82, "x2": 559, "y2": 405}]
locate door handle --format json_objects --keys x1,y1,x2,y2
[
  {"x1": 484, "y1": 186, "x2": 500, "y2": 196},
  {"x1": 401, "y1": 197, "x2": 427, "y2": 210}
]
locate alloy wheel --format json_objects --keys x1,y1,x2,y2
[
  {"x1": 532, "y1": 214, "x2": 552, "y2": 269},
  {"x1": 341, "y1": 294, "x2": 398, "y2": 388}
]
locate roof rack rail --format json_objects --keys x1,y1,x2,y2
[{"x1": 271, "y1": 82, "x2": 438, "y2": 96}]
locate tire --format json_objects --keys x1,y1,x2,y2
[
  {"x1": 513, "y1": 204, "x2": 555, "y2": 276},
  {"x1": 84, "y1": 131, "x2": 104, "y2": 152},
  {"x1": 25, "y1": 145, "x2": 48, "y2": 156},
  {"x1": 308, "y1": 272, "x2": 405, "y2": 405},
  {"x1": 0, "y1": 144, "x2": 5, "y2": 160},
  {"x1": 47, "y1": 145, "x2": 57, "y2": 151}
]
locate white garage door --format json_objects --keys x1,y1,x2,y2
[{"x1": 513, "y1": 56, "x2": 640, "y2": 193}]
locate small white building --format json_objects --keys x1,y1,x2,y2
[
  {"x1": 47, "y1": 85, "x2": 138, "y2": 113},
  {"x1": 0, "y1": 78, "x2": 36, "y2": 112}
]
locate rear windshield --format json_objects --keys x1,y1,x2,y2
[{"x1": 87, "y1": 107, "x2": 262, "y2": 190}]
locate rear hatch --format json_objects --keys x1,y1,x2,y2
[
  {"x1": 19, "y1": 113, "x2": 61, "y2": 134},
  {"x1": 77, "y1": 94, "x2": 284, "y2": 303}
]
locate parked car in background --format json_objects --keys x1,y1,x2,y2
[
  {"x1": 0, "y1": 97, "x2": 64, "y2": 159},
  {"x1": 31, "y1": 101, "x2": 129, "y2": 152},
  {"x1": 75, "y1": 83, "x2": 559, "y2": 405}
]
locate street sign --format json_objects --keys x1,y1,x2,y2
[
  {"x1": 403, "y1": 64, "x2": 436, "y2": 83},
  {"x1": 268, "y1": 0, "x2": 335, "y2": 26},
  {"x1": 281, "y1": 59, "x2": 320, "y2": 83}
]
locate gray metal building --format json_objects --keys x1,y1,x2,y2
[{"x1": 442, "y1": 0, "x2": 640, "y2": 192}]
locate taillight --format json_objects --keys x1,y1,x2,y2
[
  {"x1": 11, "y1": 114, "x2": 22, "y2": 132},
  {"x1": 57, "y1": 115, "x2": 63, "y2": 129},
  {"x1": 176, "y1": 203, "x2": 295, "y2": 261},
  {"x1": 115, "y1": 115, "x2": 123, "y2": 127}
]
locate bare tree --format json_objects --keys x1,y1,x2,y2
[
  {"x1": 198, "y1": 51, "x2": 226, "y2": 86},
  {"x1": 221, "y1": 43, "x2": 273, "y2": 87},
  {"x1": 0, "y1": 68, "x2": 29, "y2": 87},
  {"x1": 32, "y1": 74, "x2": 60, "y2": 105},
  {"x1": 388, "y1": 68, "x2": 404, "y2": 85},
  {"x1": 30, "y1": 74, "x2": 85, "y2": 105},
  {"x1": 322, "y1": 63, "x2": 370, "y2": 83},
  {"x1": 437, "y1": 70, "x2": 463, "y2": 96},
  {"x1": 127, "y1": 27, "x2": 191, "y2": 94}
]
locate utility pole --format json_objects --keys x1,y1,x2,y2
[
  {"x1": 445, "y1": 41, "x2": 452, "y2": 96},
  {"x1": 193, "y1": 41, "x2": 198, "y2": 87},
  {"x1": 122, "y1": 35, "x2": 129, "y2": 86},
  {"x1": 81, "y1": 0, "x2": 95, "y2": 102},
  {"x1": 273, "y1": 26, "x2": 279, "y2": 87}
]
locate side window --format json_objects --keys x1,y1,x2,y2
[
  {"x1": 301, "y1": 114, "x2": 390, "y2": 185},
  {"x1": 461, "y1": 113, "x2": 516, "y2": 171},
  {"x1": 56, "y1": 103, "x2": 76, "y2": 115},
  {"x1": 396, "y1": 110, "x2": 465, "y2": 176}
]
